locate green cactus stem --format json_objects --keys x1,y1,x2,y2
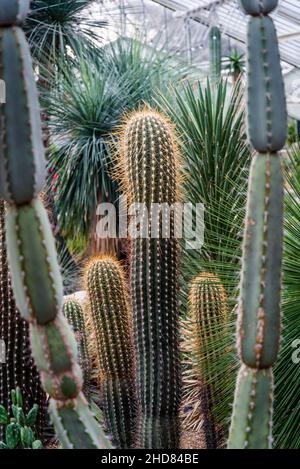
[
  {"x1": 182, "y1": 273, "x2": 230, "y2": 448},
  {"x1": 63, "y1": 300, "x2": 91, "y2": 401},
  {"x1": 246, "y1": 15, "x2": 287, "y2": 153},
  {"x1": 0, "y1": 201, "x2": 47, "y2": 440},
  {"x1": 0, "y1": 4, "x2": 111, "y2": 449},
  {"x1": 117, "y1": 108, "x2": 181, "y2": 449},
  {"x1": 0, "y1": 26, "x2": 46, "y2": 204},
  {"x1": 209, "y1": 26, "x2": 221, "y2": 85},
  {"x1": 85, "y1": 256, "x2": 135, "y2": 449},
  {"x1": 238, "y1": 153, "x2": 283, "y2": 369},
  {"x1": 228, "y1": 0, "x2": 286, "y2": 449},
  {"x1": 228, "y1": 365, "x2": 273, "y2": 449}
]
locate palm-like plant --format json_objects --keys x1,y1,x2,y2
[
  {"x1": 159, "y1": 80, "x2": 251, "y2": 439},
  {"x1": 47, "y1": 39, "x2": 185, "y2": 253}
]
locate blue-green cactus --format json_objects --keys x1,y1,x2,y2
[
  {"x1": 228, "y1": 0, "x2": 286, "y2": 449},
  {"x1": 0, "y1": 0, "x2": 30, "y2": 26}
]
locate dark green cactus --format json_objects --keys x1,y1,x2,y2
[
  {"x1": 0, "y1": 4, "x2": 111, "y2": 449},
  {"x1": 0, "y1": 0, "x2": 30, "y2": 26},
  {"x1": 85, "y1": 256, "x2": 135, "y2": 449},
  {"x1": 0, "y1": 200, "x2": 47, "y2": 441},
  {"x1": 228, "y1": 0, "x2": 286, "y2": 449},
  {"x1": 63, "y1": 300, "x2": 91, "y2": 401},
  {"x1": 117, "y1": 108, "x2": 181, "y2": 449},
  {"x1": 182, "y1": 273, "x2": 230, "y2": 448},
  {"x1": 209, "y1": 26, "x2": 221, "y2": 85},
  {"x1": 0, "y1": 26, "x2": 46, "y2": 204}
]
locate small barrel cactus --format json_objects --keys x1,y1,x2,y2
[
  {"x1": 63, "y1": 300, "x2": 91, "y2": 401},
  {"x1": 228, "y1": 0, "x2": 286, "y2": 449},
  {"x1": 85, "y1": 256, "x2": 135, "y2": 449},
  {"x1": 117, "y1": 108, "x2": 182, "y2": 449}
]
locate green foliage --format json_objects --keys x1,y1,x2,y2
[
  {"x1": 24, "y1": 0, "x2": 105, "y2": 67},
  {"x1": 117, "y1": 108, "x2": 181, "y2": 448},
  {"x1": 85, "y1": 256, "x2": 135, "y2": 448},
  {"x1": 47, "y1": 38, "x2": 186, "y2": 251},
  {"x1": 0, "y1": 388, "x2": 42, "y2": 449},
  {"x1": 223, "y1": 49, "x2": 245, "y2": 83}
]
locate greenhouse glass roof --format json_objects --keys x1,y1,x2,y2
[{"x1": 96, "y1": 1, "x2": 300, "y2": 118}]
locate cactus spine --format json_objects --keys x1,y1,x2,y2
[
  {"x1": 85, "y1": 256, "x2": 135, "y2": 448},
  {"x1": 228, "y1": 0, "x2": 287, "y2": 449},
  {"x1": 182, "y1": 273, "x2": 229, "y2": 448},
  {"x1": 0, "y1": 201, "x2": 47, "y2": 440},
  {"x1": 117, "y1": 108, "x2": 181, "y2": 448},
  {"x1": 209, "y1": 26, "x2": 221, "y2": 85},
  {"x1": 63, "y1": 300, "x2": 91, "y2": 401},
  {"x1": 0, "y1": 3, "x2": 111, "y2": 449}
]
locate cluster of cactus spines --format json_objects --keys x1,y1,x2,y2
[
  {"x1": 0, "y1": 3, "x2": 111, "y2": 449},
  {"x1": 182, "y1": 273, "x2": 229, "y2": 448},
  {"x1": 63, "y1": 300, "x2": 91, "y2": 401},
  {"x1": 0, "y1": 201, "x2": 47, "y2": 440},
  {"x1": 85, "y1": 256, "x2": 135, "y2": 449},
  {"x1": 209, "y1": 26, "x2": 221, "y2": 85},
  {"x1": 228, "y1": 0, "x2": 287, "y2": 449},
  {"x1": 117, "y1": 108, "x2": 181, "y2": 448}
]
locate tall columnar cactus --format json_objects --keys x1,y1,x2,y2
[
  {"x1": 0, "y1": 3, "x2": 111, "y2": 449},
  {"x1": 228, "y1": 0, "x2": 287, "y2": 449},
  {"x1": 85, "y1": 256, "x2": 135, "y2": 449},
  {"x1": 63, "y1": 300, "x2": 91, "y2": 401},
  {"x1": 0, "y1": 201, "x2": 47, "y2": 440},
  {"x1": 182, "y1": 273, "x2": 230, "y2": 448},
  {"x1": 209, "y1": 26, "x2": 222, "y2": 85},
  {"x1": 117, "y1": 108, "x2": 181, "y2": 448}
]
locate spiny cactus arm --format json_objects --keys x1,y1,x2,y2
[
  {"x1": 85, "y1": 256, "x2": 135, "y2": 449},
  {"x1": 0, "y1": 0, "x2": 30, "y2": 26},
  {"x1": 0, "y1": 26, "x2": 46, "y2": 204},
  {"x1": 228, "y1": 365, "x2": 273, "y2": 449},
  {"x1": 49, "y1": 394, "x2": 112, "y2": 449},
  {"x1": 117, "y1": 108, "x2": 181, "y2": 449},
  {"x1": 238, "y1": 154, "x2": 283, "y2": 368}
]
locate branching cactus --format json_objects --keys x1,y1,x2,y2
[
  {"x1": 182, "y1": 273, "x2": 230, "y2": 448},
  {"x1": 228, "y1": 0, "x2": 287, "y2": 449},
  {"x1": 0, "y1": 201, "x2": 47, "y2": 440},
  {"x1": 209, "y1": 26, "x2": 222, "y2": 85},
  {"x1": 116, "y1": 108, "x2": 182, "y2": 448},
  {"x1": 63, "y1": 300, "x2": 91, "y2": 401},
  {"x1": 85, "y1": 256, "x2": 135, "y2": 449},
  {"x1": 0, "y1": 4, "x2": 111, "y2": 449}
]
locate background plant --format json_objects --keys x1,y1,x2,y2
[{"x1": 0, "y1": 388, "x2": 43, "y2": 449}]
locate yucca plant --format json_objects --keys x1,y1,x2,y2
[
  {"x1": 159, "y1": 79, "x2": 251, "y2": 437},
  {"x1": 47, "y1": 39, "x2": 186, "y2": 253},
  {"x1": 24, "y1": 0, "x2": 105, "y2": 68}
]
